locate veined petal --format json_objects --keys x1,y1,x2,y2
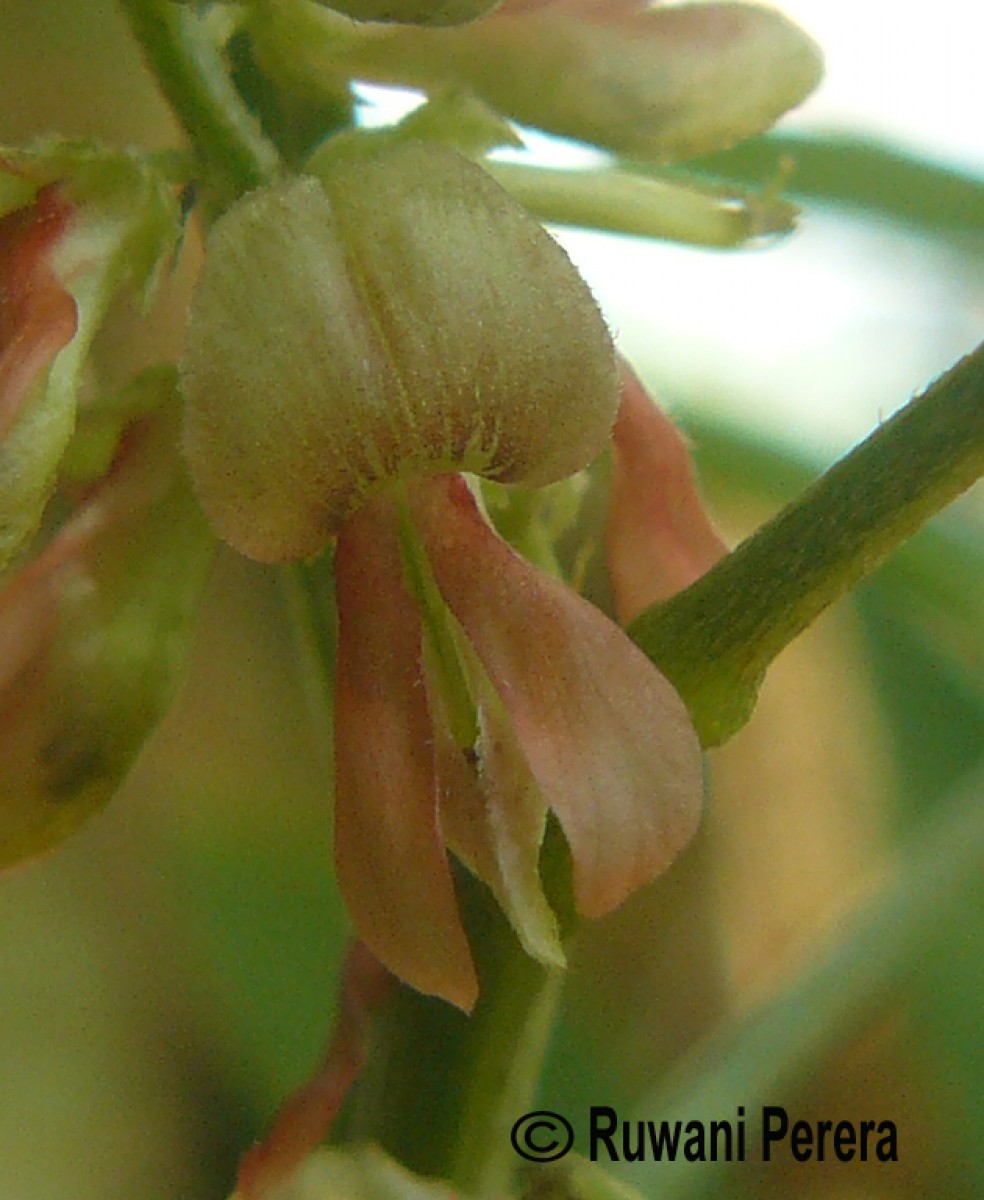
[
  {"x1": 413, "y1": 475, "x2": 704, "y2": 919},
  {"x1": 606, "y1": 366, "x2": 728, "y2": 624},
  {"x1": 334, "y1": 494, "x2": 477, "y2": 1010}
]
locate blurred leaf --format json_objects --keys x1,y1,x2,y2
[
  {"x1": 613, "y1": 773, "x2": 984, "y2": 1199},
  {"x1": 690, "y1": 132, "x2": 984, "y2": 241}
]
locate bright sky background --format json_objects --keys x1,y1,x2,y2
[{"x1": 778, "y1": 0, "x2": 984, "y2": 173}]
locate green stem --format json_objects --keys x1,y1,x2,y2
[
  {"x1": 118, "y1": 0, "x2": 281, "y2": 212},
  {"x1": 281, "y1": 541, "x2": 572, "y2": 1196},
  {"x1": 342, "y1": 830, "x2": 574, "y2": 1196},
  {"x1": 631, "y1": 340, "x2": 984, "y2": 747}
]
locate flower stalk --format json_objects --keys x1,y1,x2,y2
[
  {"x1": 118, "y1": 0, "x2": 281, "y2": 212},
  {"x1": 631, "y1": 339, "x2": 984, "y2": 746}
]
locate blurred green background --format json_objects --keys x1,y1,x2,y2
[{"x1": 1, "y1": 3, "x2": 982, "y2": 1198}]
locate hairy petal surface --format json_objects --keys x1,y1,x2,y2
[
  {"x1": 181, "y1": 145, "x2": 616, "y2": 562},
  {"x1": 606, "y1": 366, "x2": 728, "y2": 624},
  {"x1": 334, "y1": 493, "x2": 478, "y2": 1009},
  {"x1": 414, "y1": 475, "x2": 703, "y2": 918}
]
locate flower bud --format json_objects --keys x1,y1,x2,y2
[
  {"x1": 181, "y1": 141, "x2": 617, "y2": 562},
  {"x1": 314, "y1": 0, "x2": 501, "y2": 26},
  {"x1": 0, "y1": 141, "x2": 182, "y2": 571}
]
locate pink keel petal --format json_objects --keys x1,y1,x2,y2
[
  {"x1": 414, "y1": 476, "x2": 704, "y2": 919},
  {"x1": 606, "y1": 366, "x2": 728, "y2": 624},
  {"x1": 334, "y1": 496, "x2": 478, "y2": 1010},
  {"x1": 0, "y1": 186, "x2": 77, "y2": 441}
]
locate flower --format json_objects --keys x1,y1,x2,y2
[{"x1": 180, "y1": 139, "x2": 704, "y2": 1009}]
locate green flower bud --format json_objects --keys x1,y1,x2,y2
[
  {"x1": 181, "y1": 142, "x2": 617, "y2": 562},
  {"x1": 314, "y1": 0, "x2": 501, "y2": 27}
]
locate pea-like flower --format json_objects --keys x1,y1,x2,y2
[{"x1": 181, "y1": 141, "x2": 703, "y2": 1009}]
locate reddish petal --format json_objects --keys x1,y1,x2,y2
[
  {"x1": 0, "y1": 186, "x2": 77, "y2": 442},
  {"x1": 237, "y1": 942, "x2": 394, "y2": 1200},
  {"x1": 414, "y1": 476, "x2": 703, "y2": 919},
  {"x1": 606, "y1": 366, "x2": 728, "y2": 624},
  {"x1": 334, "y1": 494, "x2": 477, "y2": 1010}
]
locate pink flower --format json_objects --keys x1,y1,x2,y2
[
  {"x1": 333, "y1": 471, "x2": 704, "y2": 1010},
  {"x1": 179, "y1": 150, "x2": 707, "y2": 1012}
]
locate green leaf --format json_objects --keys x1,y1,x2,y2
[
  {"x1": 613, "y1": 776, "x2": 984, "y2": 1200},
  {"x1": 691, "y1": 132, "x2": 984, "y2": 241}
]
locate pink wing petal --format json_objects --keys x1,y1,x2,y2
[
  {"x1": 334, "y1": 495, "x2": 478, "y2": 1010},
  {"x1": 0, "y1": 186, "x2": 77, "y2": 442},
  {"x1": 413, "y1": 475, "x2": 703, "y2": 919},
  {"x1": 606, "y1": 366, "x2": 728, "y2": 624}
]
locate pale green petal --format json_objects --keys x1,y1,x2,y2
[{"x1": 181, "y1": 143, "x2": 616, "y2": 561}]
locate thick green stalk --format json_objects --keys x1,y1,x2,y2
[
  {"x1": 631, "y1": 339, "x2": 984, "y2": 746},
  {"x1": 118, "y1": 0, "x2": 281, "y2": 212},
  {"x1": 344, "y1": 832, "x2": 574, "y2": 1198}
]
